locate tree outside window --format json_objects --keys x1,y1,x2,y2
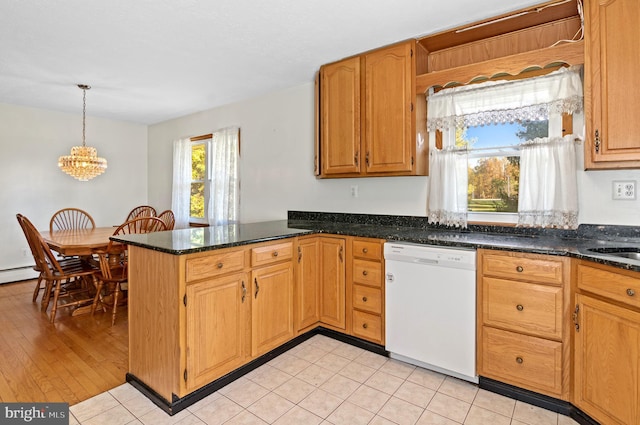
[
  {"x1": 190, "y1": 142, "x2": 207, "y2": 219},
  {"x1": 464, "y1": 120, "x2": 548, "y2": 213}
]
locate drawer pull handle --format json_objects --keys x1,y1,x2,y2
[
  {"x1": 362, "y1": 296, "x2": 368, "y2": 302},
  {"x1": 217, "y1": 262, "x2": 224, "y2": 269},
  {"x1": 627, "y1": 288, "x2": 636, "y2": 297},
  {"x1": 273, "y1": 251, "x2": 278, "y2": 257},
  {"x1": 516, "y1": 304, "x2": 524, "y2": 311},
  {"x1": 516, "y1": 266, "x2": 524, "y2": 273},
  {"x1": 516, "y1": 357, "x2": 524, "y2": 364},
  {"x1": 362, "y1": 270, "x2": 368, "y2": 276},
  {"x1": 363, "y1": 248, "x2": 368, "y2": 254},
  {"x1": 362, "y1": 323, "x2": 368, "y2": 329}
]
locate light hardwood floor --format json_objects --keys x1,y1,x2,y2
[{"x1": 0, "y1": 279, "x2": 128, "y2": 405}]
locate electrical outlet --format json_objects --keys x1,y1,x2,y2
[
  {"x1": 350, "y1": 185, "x2": 359, "y2": 198},
  {"x1": 613, "y1": 180, "x2": 636, "y2": 200}
]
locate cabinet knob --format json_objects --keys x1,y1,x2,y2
[
  {"x1": 516, "y1": 356, "x2": 524, "y2": 364},
  {"x1": 217, "y1": 262, "x2": 224, "y2": 269},
  {"x1": 362, "y1": 296, "x2": 368, "y2": 302},
  {"x1": 272, "y1": 251, "x2": 278, "y2": 257},
  {"x1": 362, "y1": 323, "x2": 368, "y2": 329},
  {"x1": 516, "y1": 304, "x2": 524, "y2": 311},
  {"x1": 362, "y1": 270, "x2": 368, "y2": 276},
  {"x1": 627, "y1": 288, "x2": 636, "y2": 297},
  {"x1": 363, "y1": 248, "x2": 368, "y2": 254},
  {"x1": 516, "y1": 266, "x2": 524, "y2": 273}
]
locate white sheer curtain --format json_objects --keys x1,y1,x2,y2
[
  {"x1": 207, "y1": 127, "x2": 240, "y2": 226},
  {"x1": 171, "y1": 138, "x2": 192, "y2": 229},
  {"x1": 518, "y1": 135, "x2": 578, "y2": 228},
  {"x1": 427, "y1": 147, "x2": 469, "y2": 227},
  {"x1": 426, "y1": 66, "x2": 583, "y2": 229}
]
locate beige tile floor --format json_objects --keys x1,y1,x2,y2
[{"x1": 69, "y1": 335, "x2": 580, "y2": 425}]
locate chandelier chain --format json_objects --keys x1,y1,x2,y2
[{"x1": 82, "y1": 87, "x2": 86, "y2": 147}]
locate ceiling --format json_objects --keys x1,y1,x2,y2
[{"x1": 0, "y1": 0, "x2": 544, "y2": 125}]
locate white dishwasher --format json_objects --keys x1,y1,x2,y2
[{"x1": 384, "y1": 242, "x2": 478, "y2": 383}]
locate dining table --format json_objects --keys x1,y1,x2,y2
[{"x1": 40, "y1": 226, "x2": 122, "y2": 316}]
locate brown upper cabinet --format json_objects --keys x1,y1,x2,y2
[
  {"x1": 317, "y1": 40, "x2": 429, "y2": 178},
  {"x1": 584, "y1": 0, "x2": 640, "y2": 169}
]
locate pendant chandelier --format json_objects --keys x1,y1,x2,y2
[{"x1": 58, "y1": 84, "x2": 107, "y2": 181}]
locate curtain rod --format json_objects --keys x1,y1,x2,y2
[{"x1": 455, "y1": 0, "x2": 573, "y2": 34}]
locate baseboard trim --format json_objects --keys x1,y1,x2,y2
[
  {"x1": 0, "y1": 267, "x2": 38, "y2": 284},
  {"x1": 479, "y1": 377, "x2": 600, "y2": 425},
  {"x1": 127, "y1": 327, "x2": 386, "y2": 416}
]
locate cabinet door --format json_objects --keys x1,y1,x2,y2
[
  {"x1": 320, "y1": 57, "x2": 361, "y2": 175},
  {"x1": 185, "y1": 273, "x2": 248, "y2": 392},
  {"x1": 574, "y1": 294, "x2": 640, "y2": 425},
  {"x1": 295, "y1": 238, "x2": 321, "y2": 330},
  {"x1": 585, "y1": 0, "x2": 640, "y2": 168},
  {"x1": 251, "y1": 262, "x2": 294, "y2": 357},
  {"x1": 319, "y1": 237, "x2": 346, "y2": 329},
  {"x1": 364, "y1": 42, "x2": 414, "y2": 173}
]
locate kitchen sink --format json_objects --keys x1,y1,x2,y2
[{"x1": 587, "y1": 247, "x2": 640, "y2": 261}]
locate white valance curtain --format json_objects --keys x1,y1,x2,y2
[
  {"x1": 208, "y1": 127, "x2": 240, "y2": 226},
  {"x1": 171, "y1": 137, "x2": 192, "y2": 229},
  {"x1": 427, "y1": 67, "x2": 584, "y2": 131},
  {"x1": 426, "y1": 66, "x2": 583, "y2": 229}
]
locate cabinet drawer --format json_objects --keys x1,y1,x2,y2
[
  {"x1": 353, "y1": 285, "x2": 382, "y2": 314},
  {"x1": 481, "y1": 327, "x2": 563, "y2": 397},
  {"x1": 353, "y1": 240, "x2": 382, "y2": 261},
  {"x1": 352, "y1": 310, "x2": 382, "y2": 343},
  {"x1": 352, "y1": 259, "x2": 382, "y2": 287},
  {"x1": 576, "y1": 263, "x2": 640, "y2": 310},
  {"x1": 186, "y1": 249, "x2": 246, "y2": 282},
  {"x1": 251, "y1": 241, "x2": 293, "y2": 267},
  {"x1": 482, "y1": 252, "x2": 564, "y2": 285},
  {"x1": 483, "y1": 277, "x2": 563, "y2": 339}
]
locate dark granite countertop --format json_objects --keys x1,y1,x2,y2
[
  {"x1": 110, "y1": 221, "x2": 313, "y2": 255},
  {"x1": 112, "y1": 211, "x2": 640, "y2": 272}
]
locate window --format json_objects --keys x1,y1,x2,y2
[
  {"x1": 172, "y1": 127, "x2": 240, "y2": 228},
  {"x1": 465, "y1": 119, "x2": 548, "y2": 215},
  {"x1": 426, "y1": 66, "x2": 583, "y2": 228},
  {"x1": 189, "y1": 140, "x2": 208, "y2": 223}
]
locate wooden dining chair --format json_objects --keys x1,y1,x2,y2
[
  {"x1": 17, "y1": 214, "x2": 97, "y2": 322},
  {"x1": 49, "y1": 208, "x2": 95, "y2": 233},
  {"x1": 157, "y1": 209, "x2": 175, "y2": 230},
  {"x1": 125, "y1": 205, "x2": 157, "y2": 221},
  {"x1": 92, "y1": 216, "x2": 167, "y2": 325}
]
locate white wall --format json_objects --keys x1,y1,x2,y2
[
  {"x1": 0, "y1": 103, "x2": 148, "y2": 280},
  {"x1": 149, "y1": 81, "x2": 640, "y2": 227}
]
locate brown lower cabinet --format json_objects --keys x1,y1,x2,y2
[
  {"x1": 574, "y1": 261, "x2": 640, "y2": 425},
  {"x1": 128, "y1": 235, "x2": 385, "y2": 405},
  {"x1": 476, "y1": 249, "x2": 571, "y2": 401}
]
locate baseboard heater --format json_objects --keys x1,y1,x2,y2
[{"x1": 0, "y1": 266, "x2": 38, "y2": 284}]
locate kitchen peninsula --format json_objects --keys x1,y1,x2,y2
[{"x1": 113, "y1": 212, "x2": 640, "y2": 424}]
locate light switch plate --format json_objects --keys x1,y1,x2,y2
[{"x1": 612, "y1": 180, "x2": 636, "y2": 200}]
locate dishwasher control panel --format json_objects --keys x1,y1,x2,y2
[{"x1": 384, "y1": 242, "x2": 476, "y2": 270}]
